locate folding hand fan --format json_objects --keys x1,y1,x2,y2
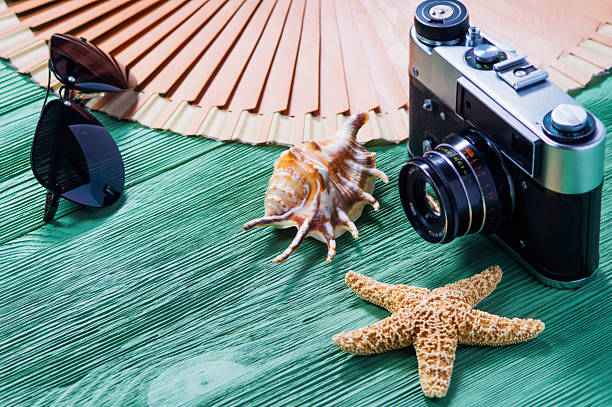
[{"x1": 1, "y1": 0, "x2": 610, "y2": 145}]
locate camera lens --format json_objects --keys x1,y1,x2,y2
[
  {"x1": 424, "y1": 182, "x2": 441, "y2": 217},
  {"x1": 399, "y1": 131, "x2": 514, "y2": 243}
]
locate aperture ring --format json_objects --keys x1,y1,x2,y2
[
  {"x1": 427, "y1": 150, "x2": 473, "y2": 237},
  {"x1": 458, "y1": 141, "x2": 502, "y2": 234},
  {"x1": 437, "y1": 143, "x2": 487, "y2": 234}
]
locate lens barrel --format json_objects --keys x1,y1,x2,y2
[{"x1": 399, "y1": 131, "x2": 514, "y2": 243}]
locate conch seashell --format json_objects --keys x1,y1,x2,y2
[{"x1": 243, "y1": 113, "x2": 389, "y2": 263}]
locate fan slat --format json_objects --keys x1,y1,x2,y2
[
  {"x1": 33, "y1": 0, "x2": 133, "y2": 45},
  {"x1": 335, "y1": 0, "x2": 381, "y2": 142},
  {"x1": 590, "y1": 31, "x2": 612, "y2": 48},
  {"x1": 508, "y1": 0, "x2": 607, "y2": 32},
  {"x1": 553, "y1": 0, "x2": 612, "y2": 18},
  {"x1": 173, "y1": 0, "x2": 278, "y2": 138},
  {"x1": 376, "y1": 0, "x2": 418, "y2": 47},
  {"x1": 256, "y1": 0, "x2": 305, "y2": 144},
  {"x1": 551, "y1": 55, "x2": 602, "y2": 86},
  {"x1": 18, "y1": 0, "x2": 102, "y2": 28},
  {"x1": 335, "y1": 0, "x2": 381, "y2": 114},
  {"x1": 5, "y1": 0, "x2": 57, "y2": 15},
  {"x1": 363, "y1": 0, "x2": 410, "y2": 98},
  {"x1": 142, "y1": 0, "x2": 261, "y2": 130},
  {"x1": 287, "y1": 0, "x2": 320, "y2": 145},
  {"x1": 578, "y1": 39, "x2": 612, "y2": 65},
  {"x1": 140, "y1": 0, "x2": 237, "y2": 95},
  {"x1": 351, "y1": 1, "x2": 406, "y2": 111},
  {"x1": 1, "y1": 0, "x2": 129, "y2": 58},
  {"x1": 76, "y1": 0, "x2": 164, "y2": 43},
  {"x1": 569, "y1": 46, "x2": 611, "y2": 70},
  {"x1": 478, "y1": 0, "x2": 599, "y2": 53},
  {"x1": 98, "y1": 0, "x2": 197, "y2": 56},
  {"x1": 169, "y1": 0, "x2": 261, "y2": 101},
  {"x1": 131, "y1": 0, "x2": 225, "y2": 90},
  {"x1": 214, "y1": 0, "x2": 292, "y2": 140},
  {"x1": 351, "y1": 1, "x2": 408, "y2": 141},
  {"x1": 463, "y1": 0, "x2": 561, "y2": 65},
  {"x1": 198, "y1": 0, "x2": 277, "y2": 109},
  {"x1": 319, "y1": 0, "x2": 349, "y2": 136},
  {"x1": 0, "y1": 15, "x2": 26, "y2": 38}
]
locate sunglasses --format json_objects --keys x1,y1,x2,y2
[{"x1": 31, "y1": 33, "x2": 136, "y2": 222}]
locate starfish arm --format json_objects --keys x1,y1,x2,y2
[
  {"x1": 332, "y1": 314, "x2": 411, "y2": 355},
  {"x1": 345, "y1": 270, "x2": 428, "y2": 312},
  {"x1": 457, "y1": 309, "x2": 545, "y2": 346},
  {"x1": 434, "y1": 265, "x2": 502, "y2": 307},
  {"x1": 414, "y1": 332, "x2": 458, "y2": 398}
]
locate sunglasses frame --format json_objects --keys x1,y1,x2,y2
[
  {"x1": 48, "y1": 33, "x2": 135, "y2": 92},
  {"x1": 33, "y1": 34, "x2": 133, "y2": 222}
]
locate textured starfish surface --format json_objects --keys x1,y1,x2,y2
[{"x1": 332, "y1": 266, "x2": 545, "y2": 398}]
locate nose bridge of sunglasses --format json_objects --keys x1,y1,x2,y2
[{"x1": 73, "y1": 92, "x2": 108, "y2": 101}]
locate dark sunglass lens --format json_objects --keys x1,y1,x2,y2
[
  {"x1": 62, "y1": 123, "x2": 124, "y2": 207},
  {"x1": 49, "y1": 34, "x2": 132, "y2": 92},
  {"x1": 31, "y1": 100, "x2": 124, "y2": 208},
  {"x1": 32, "y1": 100, "x2": 89, "y2": 194}
]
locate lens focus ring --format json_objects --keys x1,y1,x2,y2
[{"x1": 399, "y1": 131, "x2": 514, "y2": 244}]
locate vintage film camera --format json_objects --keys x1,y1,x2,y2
[{"x1": 398, "y1": 0, "x2": 605, "y2": 288}]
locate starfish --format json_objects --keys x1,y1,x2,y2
[{"x1": 332, "y1": 266, "x2": 545, "y2": 398}]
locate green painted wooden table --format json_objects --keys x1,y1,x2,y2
[{"x1": 0, "y1": 61, "x2": 610, "y2": 406}]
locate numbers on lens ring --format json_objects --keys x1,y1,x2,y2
[{"x1": 439, "y1": 146, "x2": 470, "y2": 176}]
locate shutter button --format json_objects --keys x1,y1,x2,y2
[{"x1": 474, "y1": 44, "x2": 500, "y2": 63}]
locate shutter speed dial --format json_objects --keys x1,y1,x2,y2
[
  {"x1": 551, "y1": 104, "x2": 588, "y2": 132},
  {"x1": 542, "y1": 104, "x2": 595, "y2": 144},
  {"x1": 464, "y1": 44, "x2": 506, "y2": 70}
]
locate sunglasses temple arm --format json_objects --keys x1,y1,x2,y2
[
  {"x1": 43, "y1": 190, "x2": 60, "y2": 222},
  {"x1": 42, "y1": 68, "x2": 51, "y2": 109},
  {"x1": 43, "y1": 94, "x2": 69, "y2": 223}
]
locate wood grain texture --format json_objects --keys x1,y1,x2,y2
[{"x1": 0, "y1": 60, "x2": 610, "y2": 406}]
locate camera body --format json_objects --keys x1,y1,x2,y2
[{"x1": 400, "y1": 0, "x2": 605, "y2": 288}]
